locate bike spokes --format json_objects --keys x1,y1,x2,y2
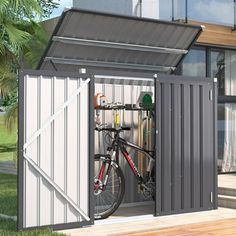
[{"x1": 94, "y1": 157, "x2": 125, "y2": 219}]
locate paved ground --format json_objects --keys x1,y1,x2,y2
[
  {"x1": 120, "y1": 218, "x2": 236, "y2": 236},
  {"x1": 218, "y1": 173, "x2": 236, "y2": 189},
  {"x1": 60, "y1": 208, "x2": 236, "y2": 236},
  {"x1": 0, "y1": 161, "x2": 16, "y2": 175}
]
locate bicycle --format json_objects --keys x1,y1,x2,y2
[{"x1": 94, "y1": 125, "x2": 155, "y2": 219}]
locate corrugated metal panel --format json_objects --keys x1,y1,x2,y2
[
  {"x1": 155, "y1": 75, "x2": 217, "y2": 216},
  {"x1": 38, "y1": 8, "x2": 202, "y2": 73},
  {"x1": 18, "y1": 71, "x2": 93, "y2": 230},
  {"x1": 94, "y1": 77, "x2": 154, "y2": 203}
]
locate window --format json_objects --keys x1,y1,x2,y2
[
  {"x1": 210, "y1": 49, "x2": 225, "y2": 95},
  {"x1": 159, "y1": 0, "x2": 235, "y2": 26},
  {"x1": 188, "y1": 0, "x2": 234, "y2": 26},
  {"x1": 211, "y1": 49, "x2": 236, "y2": 96},
  {"x1": 181, "y1": 48, "x2": 206, "y2": 77},
  {"x1": 218, "y1": 103, "x2": 236, "y2": 172}
]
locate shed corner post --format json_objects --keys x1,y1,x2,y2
[
  {"x1": 213, "y1": 77, "x2": 218, "y2": 209},
  {"x1": 154, "y1": 73, "x2": 161, "y2": 217},
  {"x1": 88, "y1": 73, "x2": 95, "y2": 223},
  {"x1": 17, "y1": 70, "x2": 25, "y2": 231}
]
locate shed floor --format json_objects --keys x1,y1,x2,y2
[{"x1": 111, "y1": 202, "x2": 154, "y2": 218}]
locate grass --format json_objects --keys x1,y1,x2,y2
[
  {"x1": 0, "y1": 219, "x2": 65, "y2": 235},
  {"x1": 0, "y1": 115, "x2": 17, "y2": 163},
  {"x1": 0, "y1": 173, "x2": 17, "y2": 216},
  {"x1": 0, "y1": 173, "x2": 65, "y2": 235}
]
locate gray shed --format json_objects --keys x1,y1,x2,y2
[{"x1": 18, "y1": 8, "x2": 217, "y2": 231}]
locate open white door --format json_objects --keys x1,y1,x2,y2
[{"x1": 18, "y1": 70, "x2": 94, "y2": 230}]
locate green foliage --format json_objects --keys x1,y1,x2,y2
[
  {"x1": 2, "y1": 90, "x2": 17, "y2": 107},
  {"x1": 0, "y1": 1, "x2": 42, "y2": 61},
  {"x1": 38, "y1": 0, "x2": 60, "y2": 18},
  {"x1": 0, "y1": 0, "x2": 56, "y2": 129},
  {"x1": 23, "y1": 22, "x2": 49, "y2": 68},
  {"x1": 0, "y1": 116, "x2": 17, "y2": 162},
  {"x1": 0, "y1": 62, "x2": 17, "y2": 97}
]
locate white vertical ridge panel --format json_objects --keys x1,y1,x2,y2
[
  {"x1": 64, "y1": 77, "x2": 68, "y2": 223},
  {"x1": 40, "y1": 76, "x2": 53, "y2": 226},
  {"x1": 77, "y1": 78, "x2": 81, "y2": 222},
  {"x1": 53, "y1": 77, "x2": 66, "y2": 224},
  {"x1": 79, "y1": 79, "x2": 89, "y2": 216},
  {"x1": 67, "y1": 78, "x2": 79, "y2": 222},
  {"x1": 104, "y1": 84, "x2": 113, "y2": 127},
  {"x1": 51, "y1": 77, "x2": 55, "y2": 224},
  {"x1": 25, "y1": 76, "x2": 39, "y2": 227},
  {"x1": 122, "y1": 85, "x2": 134, "y2": 203},
  {"x1": 114, "y1": 84, "x2": 123, "y2": 125},
  {"x1": 114, "y1": 85, "x2": 122, "y2": 104},
  {"x1": 95, "y1": 83, "x2": 103, "y2": 154},
  {"x1": 131, "y1": 85, "x2": 140, "y2": 201}
]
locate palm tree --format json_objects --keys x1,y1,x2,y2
[{"x1": 0, "y1": 0, "x2": 47, "y2": 129}]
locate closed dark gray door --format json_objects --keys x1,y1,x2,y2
[{"x1": 155, "y1": 75, "x2": 217, "y2": 216}]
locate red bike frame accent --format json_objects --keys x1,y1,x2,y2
[
  {"x1": 122, "y1": 150, "x2": 142, "y2": 179},
  {"x1": 98, "y1": 162, "x2": 106, "y2": 181}
]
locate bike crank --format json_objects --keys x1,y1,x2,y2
[{"x1": 140, "y1": 181, "x2": 155, "y2": 199}]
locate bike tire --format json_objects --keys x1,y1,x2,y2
[{"x1": 94, "y1": 156, "x2": 125, "y2": 219}]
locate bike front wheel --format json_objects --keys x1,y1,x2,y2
[{"x1": 94, "y1": 156, "x2": 125, "y2": 219}]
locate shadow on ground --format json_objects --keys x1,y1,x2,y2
[{"x1": 0, "y1": 144, "x2": 16, "y2": 153}]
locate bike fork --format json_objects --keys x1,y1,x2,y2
[{"x1": 98, "y1": 158, "x2": 113, "y2": 191}]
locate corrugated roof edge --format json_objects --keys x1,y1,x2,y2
[
  {"x1": 67, "y1": 7, "x2": 203, "y2": 29},
  {"x1": 37, "y1": 8, "x2": 203, "y2": 70}
]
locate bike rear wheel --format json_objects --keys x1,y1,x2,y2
[{"x1": 94, "y1": 156, "x2": 125, "y2": 219}]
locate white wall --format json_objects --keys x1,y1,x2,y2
[
  {"x1": 73, "y1": 0, "x2": 160, "y2": 19},
  {"x1": 73, "y1": 0, "x2": 133, "y2": 16},
  {"x1": 133, "y1": 0, "x2": 159, "y2": 19}
]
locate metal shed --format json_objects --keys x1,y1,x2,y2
[{"x1": 18, "y1": 8, "x2": 217, "y2": 231}]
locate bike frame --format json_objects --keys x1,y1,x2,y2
[
  {"x1": 96, "y1": 129, "x2": 155, "y2": 187},
  {"x1": 117, "y1": 137, "x2": 155, "y2": 184}
]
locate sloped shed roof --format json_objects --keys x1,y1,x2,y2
[{"x1": 38, "y1": 8, "x2": 202, "y2": 73}]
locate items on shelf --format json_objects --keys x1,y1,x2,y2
[
  {"x1": 95, "y1": 103, "x2": 154, "y2": 111},
  {"x1": 94, "y1": 93, "x2": 108, "y2": 125},
  {"x1": 94, "y1": 93, "x2": 108, "y2": 108},
  {"x1": 137, "y1": 91, "x2": 153, "y2": 109}
]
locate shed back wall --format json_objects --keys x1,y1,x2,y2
[{"x1": 95, "y1": 82, "x2": 154, "y2": 203}]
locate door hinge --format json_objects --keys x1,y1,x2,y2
[
  {"x1": 209, "y1": 89, "x2": 213, "y2": 101},
  {"x1": 210, "y1": 191, "x2": 213, "y2": 203}
]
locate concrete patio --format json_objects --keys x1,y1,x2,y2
[{"x1": 218, "y1": 173, "x2": 236, "y2": 209}]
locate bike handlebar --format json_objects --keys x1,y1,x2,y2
[{"x1": 95, "y1": 126, "x2": 131, "y2": 132}]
